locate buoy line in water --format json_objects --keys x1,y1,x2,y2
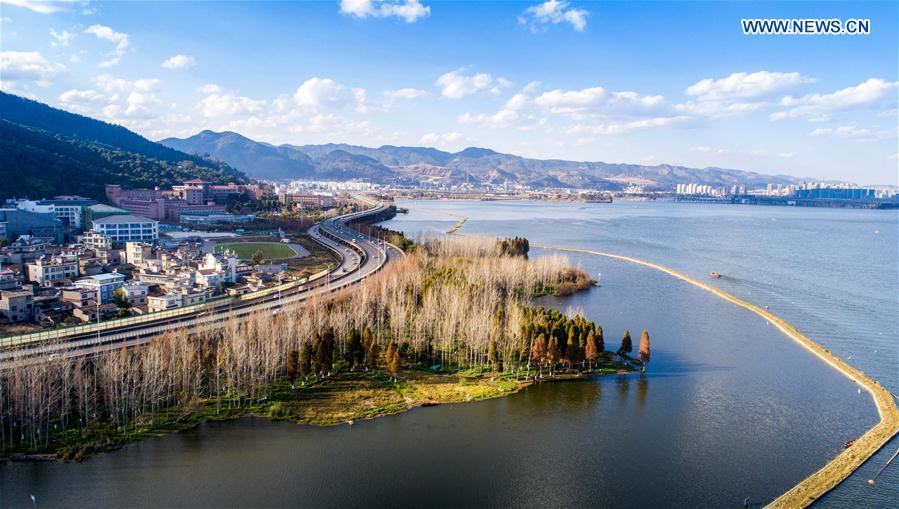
[{"x1": 531, "y1": 243, "x2": 899, "y2": 509}]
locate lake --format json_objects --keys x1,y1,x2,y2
[{"x1": 1, "y1": 200, "x2": 895, "y2": 508}]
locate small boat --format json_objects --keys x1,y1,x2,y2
[
  {"x1": 844, "y1": 439, "x2": 856, "y2": 449},
  {"x1": 710, "y1": 272, "x2": 721, "y2": 279}
]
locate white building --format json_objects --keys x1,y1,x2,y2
[
  {"x1": 91, "y1": 214, "x2": 158, "y2": 243},
  {"x1": 148, "y1": 292, "x2": 180, "y2": 313},
  {"x1": 26, "y1": 255, "x2": 80, "y2": 286},
  {"x1": 125, "y1": 242, "x2": 153, "y2": 266},
  {"x1": 121, "y1": 281, "x2": 150, "y2": 307},
  {"x1": 199, "y1": 252, "x2": 238, "y2": 283},
  {"x1": 195, "y1": 269, "x2": 225, "y2": 289}
]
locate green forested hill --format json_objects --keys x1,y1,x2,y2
[{"x1": 0, "y1": 92, "x2": 247, "y2": 200}]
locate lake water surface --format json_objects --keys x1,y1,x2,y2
[{"x1": 1, "y1": 200, "x2": 895, "y2": 508}]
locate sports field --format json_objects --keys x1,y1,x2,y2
[{"x1": 214, "y1": 242, "x2": 296, "y2": 260}]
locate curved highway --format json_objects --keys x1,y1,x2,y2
[{"x1": 0, "y1": 198, "x2": 404, "y2": 364}]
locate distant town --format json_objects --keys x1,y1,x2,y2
[{"x1": 0, "y1": 178, "x2": 367, "y2": 335}]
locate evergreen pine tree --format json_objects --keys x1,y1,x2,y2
[
  {"x1": 619, "y1": 330, "x2": 632, "y2": 357},
  {"x1": 286, "y1": 350, "x2": 299, "y2": 381},
  {"x1": 487, "y1": 340, "x2": 498, "y2": 372}
]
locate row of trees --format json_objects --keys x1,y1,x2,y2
[{"x1": 0, "y1": 235, "x2": 647, "y2": 455}]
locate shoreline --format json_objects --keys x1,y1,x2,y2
[
  {"x1": 535, "y1": 243, "x2": 899, "y2": 508},
  {"x1": 1, "y1": 366, "x2": 634, "y2": 463}
]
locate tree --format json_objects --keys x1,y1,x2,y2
[
  {"x1": 286, "y1": 350, "x2": 299, "y2": 382},
  {"x1": 585, "y1": 329, "x2": 598, "y2": 370},
  {"x1": 318, "y1": 327, "x2": 335, "y2": 374},
  {"x1": 347, "y1": 329, "x2": 363, "y2": 367},
  {"x1": 487, "y1": 340, "x2": 498, "y2": 372},
  {"x1": 299, "y1": 342, "x2": 312, "y2": 377},
  {"x1": 251, "y1": 249, "x2": 265, "y2": 265},
  {"x1": 112, "y1": 288, "x2": 130, "y2": 309},
  {"x1": 365, "y1": 328, "x2": 380, "y2": 369},
  {"x1": 618, "y1": 330, "x2": 632, "y2": 357},
  {"x1": 531, "y1": 333, "x2": 546, "y2": 376},
  {"x1": 566, "y1": 328, "x2": 579, "y2": 369},
  {"x1": 547, "y1": 335, "x2": 561, "y2": 376},
  {"x1": 638, "y1": 329, "x2": 651, "y2": 372},
  {"x1": 385, "y1": 342, "x2": 400, "y2": 379},
  {"x1": 596, "y1": 324, "x2": 604, "y2": 353}
]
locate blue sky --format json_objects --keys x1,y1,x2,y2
[{"x1": 1, "y1": 1, "x2": 896, "y2": 184}]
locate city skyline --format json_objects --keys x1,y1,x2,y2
[{"x1": 1, "y1": 0, "x2": 897, "y2": 184}]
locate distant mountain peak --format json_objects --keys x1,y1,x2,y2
[
  {"x1": 160, "y1": 128, "x2": 808, "y2": 189},
  {"x1": 454, "y1": 146, "x2": 499, "y2": 158}
]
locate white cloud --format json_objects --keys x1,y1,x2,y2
[
  {"x1": 675, "y1": 99, "x2": 766, "y2": 117},
  {"x1": 418, "y1": 131, "x2": 464, "y2": 147},
  {"x1": 689, "y1": 146, "x2": 726, "y2": 155},
  {"x1": 85, "y1": 75, "x2": 163, "y2": 119},
  {"x1": 197, "y1": 83, "x2": 221, "y2": 94},
  {"x1": 689, "y1": 146, "x2": 796, "y2": 159},
  {"x1": 0, "y1": 50, "x2": 65, "y2": 86},
  {"x1": 1, "y1": 0, "x2": 80, "y2": 14},
  {"x1": 461, "y1": 81, "x2": 675, "y2": 135},
  {"x1": 518, "y1": 1, "x2": 588, "y2": 32},
  {"x1": 161, "y1": 54, "x2": 196, "y2": 70},
  {"x1": 59, "y1": 88, "x2": 104, "y2": 103},
  {"x1": 197, "y1": 92, "x2": 266, "y2": 118},
  {"x1": 288, "y1": 113, "x2": 372, "y2": 137},
  {"x1": 807, "y1": 124, "x2": 891, "y2": 142},
  {"x1": 385, "y1": 87, "x2": 428, "y2": 99},
  {"x1": 436, "y1": 68, "x2": 511, "y2": 99},
  {"x1": 771, "y1": 78, "x2": 899, "y2": 121},
  {"x1": 49, "y1": 28, "x2": 74, "y2": 47},
  {"x1": 293, "y1": 77, "x2": 367, "y2": 112},
  {"x1": 459, "y1": 92, "x2": 545, "y2": 129},
  {"x1": 677, "y1": 71, "x2": 813, "y2": 118},
  {"x1": 565, "y1": 116, "x2": 690, "y2": 135},
  {"x1": 339, "y1": 0, "x2": 430, "y2": 23},
  {"x1": 94, "y1": 74, "x2": 158, "y2": 94},
  {"x1": 98, "y1": 56, "x2": 120, "y2": 68},
  {"x1": 534, "y1": 86, "x2": 664, "y2": 117},
  {"x1": 84, "y1": 24, "x2": 129, "y2": 52},
  {"x1": 686, "y1": 71, "x2": 811, "y2": 101}
]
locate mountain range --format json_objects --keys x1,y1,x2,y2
[
  {"x1": 0, "y1": 92, "x2": 246, "y2": 201},
  {"x1": 161, "y1": 130, "x2": 805, "y2": 190}
]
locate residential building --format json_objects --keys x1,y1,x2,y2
[
  {"x1": 91, "y1": 215, "x2": 159, "y2": 243},
  {"x1": 60, "y1": 286, "x2": 98, "y2": 308},
  {"x1": 74, "y1": 273, "x2": 126, "y2": 304},
  {"x1": 26, "y1": 255, "x2": 80, "y2": 286},
  {"x1": 84, "y1": 230, "x2": 113, "y2": 250},
  {"x1": 200, "y1": 252, "x2": 238, "y2": 283},
  {"x1": 0, "y1": 289, "x2": 34, "y2": 323},
  {"x1": 121, "y1": 281, "x2": 150, "y2": 307},
  {"x1": 147, "y1": 291, "x2": 180, "y2": 313},
  {"x1": 0, "y1": 268, "x2": 21, "y2": 291},
  {"x1": 195, "y1": 269, "x2": 225, "y2": 289},
  {"x1": 125, "y1": 242, "x2": 153, "y2": 266}
]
